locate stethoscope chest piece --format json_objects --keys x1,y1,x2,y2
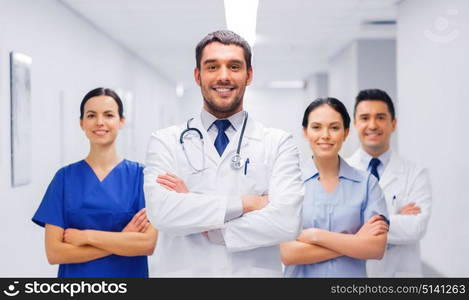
[
  {"x1": 231, "y1": 154, "x2": 244, "y2": 170},
  {"x1": 180, "y1": 112, "x2": 249, "y2": 173}
]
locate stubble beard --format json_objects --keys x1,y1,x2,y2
[{"x1": 201, "y1": 85, "x2": 246, "y2": 118}]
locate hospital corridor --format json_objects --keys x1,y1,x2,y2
[{"x1": 0, "y1": 0, "x2": 468, "y2": 278}]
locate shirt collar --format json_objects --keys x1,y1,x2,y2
[
  {"x1": 201, "y1": 109, "x2": 245, "y2": 132},
  {"x1": 358, "y1": 148, "x2": 392, "y2": 170},
  {"x1": 304, "y1": 156, "x2": 362, "y2": 183}
]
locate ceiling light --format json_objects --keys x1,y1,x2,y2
[{"x1": 224, "y1": 0, "x2": 259, "y2": 46}]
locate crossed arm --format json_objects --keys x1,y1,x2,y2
[
  {"x1": 280, "y1": 199, "x2": 425, "y2": 266},
  {"x1": 145, "y1": 130, "x2": 303, "y2": 253},
  {"x1": 45, "y1": 208, "x2": 157, "y2": 265},
  {"x1": 157, "y1": 173, "x2": 387, "y2": 265},
  {"x1": 156, "y1": 173, "x2": 270, "y2": 239},
  {"x1": 280, "y1": 215, "x2": 388, "y2": 266},
  {"x1": 388, "y1": 168, "x2": 432, "y2": 245},
  {"x1": 156, "y1": 173, "x2": 268, "y2": 214}
]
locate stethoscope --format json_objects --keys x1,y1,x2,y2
[{"x1": 179, "y1": 111, "x2": 248, "y2": 174}]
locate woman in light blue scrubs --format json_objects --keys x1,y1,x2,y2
[
  {"x1": 281, "y1": 98, "x2": 389, "y2": 278},
  {"x1": 32, "y1": 87, "x2": 157, "y2": 278}
]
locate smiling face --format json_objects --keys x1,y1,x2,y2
[
  {"x1": 304, "y1": 104, "x2": 349, "y2": 159},
  {"x1": 194, "y1": 42, "x2": 253, "y2": 118},
  {"x1": 80, "y1": 95, "x2": 124, "y2": 147},
  {"x1": 354, "y1": 100, "x2": 396, "y2": 157}
]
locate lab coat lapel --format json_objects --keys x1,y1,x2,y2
[
  {"x1": 218, "y1": 115, "x2": 253, "y2": 165},
  {"x1": 186, "y1": 116, "x2": 219, "y2": 166},
  {"x1": 234, "y1": 116, "x2": 263, "y2": 154},
  {"x1": 241, "y1": 117, "x2": 260, "y2": 148},
  {"x1": 348, "y1": 148, "x2": 399, "y2": 189},
  {"x1": 380, "y1": 151, "x2": 402, "y2": 190}
]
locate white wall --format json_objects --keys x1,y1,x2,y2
[
  {"x1": 357, "y1": 39, "x2": 398, "y2": 151},
  {"x1": 178, "y1": 86, "x2": 203, "y2": 122},
  {"x1": 397, "y1": 0, "x2": 469, "y2": 276},
  {"x1": 357, "y1": 40, "x2": 397, "y2": 103},
  {"x1": 305, "y1": 73, "x2": 329, "y2": 101},
  {"x1": 328, "y1": 39, "x2": 397, "y2": 157},
  {"x1": 328, "y1": 42, "x2": 360, "y2": 156},
  {"x1": 0, "y1": 0, "x2": 179, "y2": 276},
  {"x1": 244, "y1": 88, "x2": 311, "y2": 168},
  {"x1": 329, "y1": 42, "x2": 358, "y2": 109}
]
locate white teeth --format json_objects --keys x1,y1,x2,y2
[{"x1": 216, "y1": 88, "x2": 231, "y2": 92}]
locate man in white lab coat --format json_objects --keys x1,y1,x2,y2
[
  {"x1": 347, "y1": 89, "x2": 432, "y2": 277},
  {"x1": 143, "y1": 30, "x2": 304, "y2": 277}
]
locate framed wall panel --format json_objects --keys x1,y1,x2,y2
[{"x1": 10, "y1": 52, "x2": 32, "y2": 187}]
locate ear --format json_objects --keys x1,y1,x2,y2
[
  {"x1": 80, "y1": 119, "x2": 84, "y2": 131},
  {"x1": 194, "y1": 67, "x2": 201, "y2": 86},
  {"x1": 246, "y1": 68, "x2": 253, "y2": 86},
  {"x1": 344, "y1": 128, "x2": 350, "y2": 141},
  {"x1": 119, "y1": 117, "x2": 126, "y2": 129},
  {"x1": 391, "y1": 118, "x2": 397, "y2": 132},
  {"x1": 302, "y1": 127, "x2": 308, "y2": 139}
]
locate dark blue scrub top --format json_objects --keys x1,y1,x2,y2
[{"x1": 32, "y1": 159, "x2": 148, "y2": 278}]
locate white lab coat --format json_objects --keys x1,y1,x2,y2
[
  {"x1": 347, "y1": 149, "x2": 432, "y2": 277},
  {"x1": 144, "y1": 114, "x2": 304, "y2": 277}
]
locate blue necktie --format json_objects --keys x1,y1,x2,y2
[
  {"x1": 368, "y1": 158, "x2": 381, "y2": 181},
  {"x1": 213, "y1": 119, "x2": 231, "y2": 156}
]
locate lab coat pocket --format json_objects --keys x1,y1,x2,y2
[
  {"x1": 386, "y1": 189, "x2": 404, "y2": 214},
  {"x1": 184, "y1": 168, "x2": 212, "y2": 194},
  {"x1": 242, "y1": 162, "x2": 270, "y2": 196},
  {"x1": 178, "y1": 162, "x2": 211, "y2": 194}
]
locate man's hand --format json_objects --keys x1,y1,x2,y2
[
  {"x1": 241, "y1": 195, "x2": 269, "y2": 214},
  {"x1": 63, "y1": 228, "x2": 89, "y2": 247},
  {"x1": 123, "y1": 208, "x2": 150, "y2": 233},
  {"x1": 399, "y1": 203, "x2": 421, "y2": 215},
  {"x1": 356, "y1": 215, "x2": 388, "y2": 237},
  {"x1": 157, "y1": 173, "x2": 189, "y2": 193}
]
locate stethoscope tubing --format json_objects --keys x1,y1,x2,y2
[{"x1": 179, "y1": 112, "x2": 248, "y2": 172}]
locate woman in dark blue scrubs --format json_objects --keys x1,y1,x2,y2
[{"x1": 32, "y1": 87, "x2": 157, "y2": 278}]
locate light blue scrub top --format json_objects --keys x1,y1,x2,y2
[
  {"x1": 284, "y1": 157, "x2": 388, "y2": 278},
  {"x1": 32, "y1": 159, "x2": 148, "y2": 278}
]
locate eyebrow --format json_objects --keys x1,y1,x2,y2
[
  {"x1": 85, "y1": 110, "x2": 115, "y2": 114},
  {"x1": 203, "y1": 59, "x2": 244, "y2": 65},
  {"x1": 310, "y1": 121, "x2": 341, "y2": 125},
  {"x1": 358, "y1": 112, "x2": 389, "y2": 117}
]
